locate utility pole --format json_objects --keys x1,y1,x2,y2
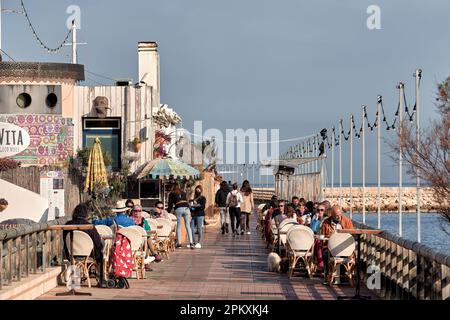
[
  {"x1": 415, "y1": 69, "x2": 422, "y2": 243},
  {"x1": 398, "y1": 82, "x2": 404, "y2": 237}
]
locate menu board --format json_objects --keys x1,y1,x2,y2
[{"x1": 40, "y1": 171, "x2": 65, "y2": 220}]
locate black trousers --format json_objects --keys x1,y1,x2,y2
[
  {"x1": 229, "y1": 207, "x2": 241, "y2": 232},
  {"x1": 240, "y1": 211, "x2": 250, "y2": 231}
]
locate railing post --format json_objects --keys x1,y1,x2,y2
[
  {"x1": 409, "y1": 249, "x2": 417, "y2": 299},
  {"x1": 7, "y1": 239, "x2": 12, "y2": 285},
  {"x1": 15, "y1": 238, "x2": 21, "y2": 282},
  {"x1": 25, "y1": 234, "x2": 29, "y2": 278},
  {"x1": 379, "y1": 237, "x2": 387, "y2": 299},
  {"x1": 441, "y1": 264, "x2": 450, "y2": 300}
]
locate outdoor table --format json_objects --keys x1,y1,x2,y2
[
  {"x1": 337, "y1": 229, "x2": 382, "y2": 300},
  {"x1": 49, "y1": 224, "x2": 95, "y2": 296}
]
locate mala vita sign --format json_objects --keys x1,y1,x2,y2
[{"x1": 0, "y1": 122, "x2": 31, "y2": 157}]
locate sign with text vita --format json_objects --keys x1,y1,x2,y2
[{"x1": 0, "y1": 122, "x2": 31, "y2": 157}]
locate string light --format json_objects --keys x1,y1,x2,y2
[{"x1": 20, "y1": 0, "x2": 73, "y2": 54}]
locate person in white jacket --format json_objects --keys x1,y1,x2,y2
[{"x1": 226, "y1": 183, "x2": 244, "y2": 236}]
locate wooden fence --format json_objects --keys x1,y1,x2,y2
[{"x1": 0, "y1": 217, "x2": 68, "y2": 290}]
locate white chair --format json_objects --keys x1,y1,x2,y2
[
  {"x1": 65, "y1": 231, "x2": 95, "y2": 288},
  {"x1": 168, "y1": 213, "x2": 177, "y2": 230},
  {"x1": 156, "y1": 218, "x2": 173, "y2": 258},
  {"x1": 327, "y1": 233, "x2": 356, "y2": 286},
  {"x1": 146, "y1": 218, "x2": 159, "y2": 232},
  {"x1": 95, "y1": 225, "x2": 114, "y2": 277},
  {"x1": 293, "y1": 224, "x2": 314, "y2": 238},
  {"x1": 286, "y1": 227, "x2": 315, "y2": 278},
  {"x1": 278, "y1": 219, "x2": 299, "y2": 250},
  {"x1": 119, "y1": 228, "x2": 145, "y2": 280},
  {"x1": 257, "y1": 203, "x2": 266, "y2": 213}
]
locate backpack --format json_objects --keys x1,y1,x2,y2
[
  {"x1": 111, "y1": 232, "x2": 134, "y2": 278},
  {"x1": 229, "y1": 192, "x2": 239, "y2": 207}
]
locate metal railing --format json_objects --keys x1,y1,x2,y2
[
  {"x1": 354, "y1": 221, "x2": 450, "y2": 300},
  {"x1": 0, "y1": 217, "x2": 68, "y2": 290}
]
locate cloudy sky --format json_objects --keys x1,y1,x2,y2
[{"x1": 3, "y1": 0, "x2": 449, "y2": 184}]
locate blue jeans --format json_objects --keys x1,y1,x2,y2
[
  {"x1": 175, "y1": 207, "x2": 193, "y2": 245},
  {"x1": 190, "y1": 215, "x2": 204, "y2": 244}
]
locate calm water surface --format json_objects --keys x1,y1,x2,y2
[{"x1": 349, "y1": 212, "x2": 450, "y2": 255}]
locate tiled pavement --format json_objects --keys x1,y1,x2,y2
[{"x1": 38, "y1": 215, "x2": 377, "y2": 300}]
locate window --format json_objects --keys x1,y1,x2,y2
[
  {"x1": 82, "y1": 117, "x2": 121, "y2": 171},
  {"x1": 139, "y1": 179, "x2": 161, "y2": 199}
]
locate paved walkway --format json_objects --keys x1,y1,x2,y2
[{"x1": 38, "y1": 215, "x2": 376, "y2": 300}]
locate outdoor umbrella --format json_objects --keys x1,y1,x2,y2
[
  {"x1": 134, "y1": 157, "x2": 200, "y2": 180},
  {"x1": 84, "y1": 137, "x2": 109, "y2": 193}
]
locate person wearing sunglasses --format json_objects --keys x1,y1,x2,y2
[
  {"x1": 272, "y1": 200, "x2": 287, "y2": 227},
  {"x1": 151, "y1": 201, "x2": 170, "y2": 219},
  {"x1": 311, "y1": 204, "x2": 326, "y2": 234}
]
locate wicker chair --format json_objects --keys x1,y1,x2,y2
[
  {"x1": 156, "y1": 218, "x2": 173, "y2": 259},
  {"x1": 327, "y1": 233, "x2": 356, "y2": 286},
  {"x1": 64, "y1": 231, "x2": 95, "y2": 288},
  {"x1": 119, "y1": 227, "x2": 145, "y2": 280},
  {"x1": 286, "y1": 226, "x2": 315, "y2": 278}
]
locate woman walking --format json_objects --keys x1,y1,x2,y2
[
  {"x1": 226, "y1": 183, "x2": 243, "y2": 236},
  {"x1": 240, "y1": 180, "x2": 254, "y2": 235},
  {"x1": 190, "y1": 185, "x2": 206, "y2": 249},
  {"x1": 168, "y1": 184, "x2": 195, "y2": 249}
]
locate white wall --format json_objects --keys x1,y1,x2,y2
[{"x1": 0, "y1": 179, "x2": 49, "y2": 223}]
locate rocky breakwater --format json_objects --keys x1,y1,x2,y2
[{"x1": 324, "y1": 187, "x2": 440, "y2": 213}]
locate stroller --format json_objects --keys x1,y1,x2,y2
[{"x1": 104, "y1": 230, "x2": 133, "y2": 289}]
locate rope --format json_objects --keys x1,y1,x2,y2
[
  {"x1": 0, "y1": 49, "x2": 16, "y2": 62},
  {"x1": 20, "y1": 0, "x2": 72, "y2": 54}
]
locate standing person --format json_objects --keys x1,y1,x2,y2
[
  {"x1": 215, "y1": 181, "x2": 231, "y2": 234},
  {"x1": 227, "y1": 181, "x2": 233, "y2": 192},
  {"x1": 226, "y1": 183, "x2": 243, "y2": 236},
  {"x1": 168, "y1": 184, "x2": 195, "y2": 249},
  {"x1": 190, "y1": 185, "x2": 206, "y2": 249},
  {"x1": 240, "y1": 180, "x2": 254, "y2": 235}
]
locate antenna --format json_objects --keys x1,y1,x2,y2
[{"x1": 63, "y1": 20, "x2": 87, "y2": 64}]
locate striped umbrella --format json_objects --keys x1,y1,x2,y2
[
  {"x1": 134, "y1": 157, "x2": 200, "y2": 180},
  {"x1": 84, "y1": 137, "x2": 109, "y2": 192}
]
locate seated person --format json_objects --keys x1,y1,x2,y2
[
  {"x1": 320, "y1": 205, "x2": 353, "y2": 237},
  {"x1": 320, "y1": 205, "x2": 354, "y2": 279},
  {"x1": 93, "y1": 200, "x2": 136, "y2": 228},
  {"x1": 310, "y1": 203, "x2": 326, "y2": 234},
  {"x1": 150, "y1": 201, "x2": 170, "y2": 219},
  {"x1": 130, "y1": 205, "x2": 161, "y2": 268},
  {"x1": 289, "y1": 196, "x2": 301, "y2": 215},
  {"x1": 64, "y1": 203, "x2": 105, "y2": 286}
]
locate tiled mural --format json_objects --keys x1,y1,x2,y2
[{"x1": 0, "y1": 114, "x2": 74, "y2": 166}]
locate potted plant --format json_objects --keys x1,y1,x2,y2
[
  {"x1": 0, "y1": 199, "x2": 8, "y2": 212},
  {"x1": 132, "y1": 137, "x2": 142, "y2": 152}
]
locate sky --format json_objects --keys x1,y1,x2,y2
[{"x1": 2, "y1": 0, "x2": 450, "y2": 184}]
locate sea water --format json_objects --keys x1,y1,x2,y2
[{"x1": 349, "y1": 212, "x2": 450, "y2": 255}]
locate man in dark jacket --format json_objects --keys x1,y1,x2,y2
[{"x1": 215, "y1": 181, "x2": 230, "y2": 234}]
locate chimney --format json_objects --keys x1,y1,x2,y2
[{"x1": 138, "y1": 41, "x2": 160, "y2": 110}]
